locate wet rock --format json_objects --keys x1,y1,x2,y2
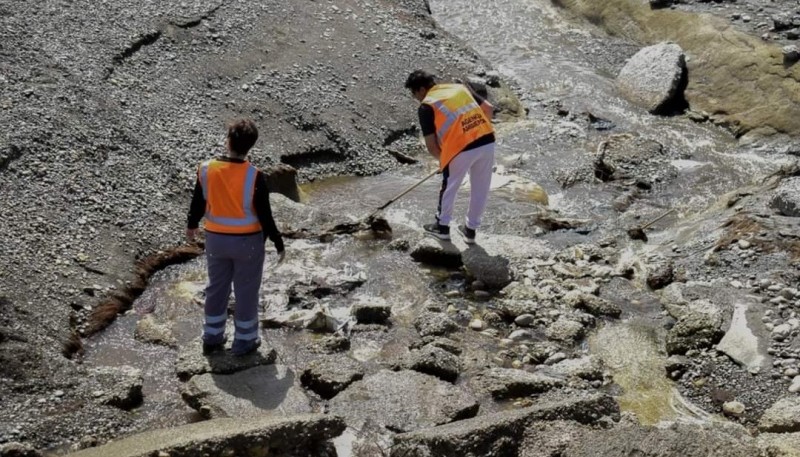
[
  {"x1": 646, "y1": 262, "x2": 674, "y2": 290},
  {"x1": 262, "y1": 306, "x2": 339, "y2": 332},
  {"x1": 391, "y1": 392, "x2": 619, "y2": 456},
  {"x1": 414, "y1": 311, "x2": 458, "y2": 338},
  {"x1": 461, "y1": 246, "x2": 512, "y2": 289},
  {"x1": 469, "y1": 319, "x2": 485, "y2": 331},
  {"x1": 91, "y1": 366, "x2": 143, "y2": 410},
  {"x1": 546, "y1": 318, "x2": 586, "y2": 343},
  {"x1": 665, "y1": 355, "x2": 690, "y2": 379},
  {"x1": 783, "y1": 45, "x2": 800, "y2": 65},
  {"x1": 309, "y1": 335, "x2": 350, "y2": 354},
  {"x1": 410, "y1": 237, "x2": 463, "y2": 268},
  {"x1": 418, "y1": 337, "x2": 463, "y2": 356},
  {"x1": 772, "y1": 323, "x2": 792, "y2": 341},
  {"x1": 561, "y1": 422, "x2": 759, "y2": 457},
  {"x1": 543, "y1": 351, "x2": 568, "y2": 366},
  {"x1": 759, "y1": 397, "x2": 800, "y2": 433},
  {"x1": 176, "y1": 339, "x2": 277, "y2": 381},
  {"x1": 329, "y1": 370, "x2": 478, "y2": 433},
  {"x1": 182, "y1": 365, "x2": 312, "y2": 419},
  {"x1": 617, "y1": 42, "x2": 686, "y2": 114},
  {"x1": 263, "y1": 164, "x2": 302, "y2": 202},
  {"x1": 350, "y1": 302, "x2": 391, "y2": 325},
  {"x1": 666, "y1": 305, "x2": 724, "y2": 355},
  {"x1": 509, "y1": 329, "x2": 536, "y2": 341},
  {"x1": 549, "y1": 356, "x2": 603, "y2": 381},
  {"x1": 499, "y1": 299, "x2": 542, "y2": 319},
  {"x1": 771, "y1": 177, "x2": 800, "y2": 217},
  {"x1": 407, "y1": 344, "x2": 461, "y2": 382},
  {"x1": 0, "y1": 443, "x2": 42, "y2": 457},
  {"x1": 300, "y1": 357, "x2": 364, "y2": 399},
  {"x1": 563, "y1": 291, "x2": 621, "y2": 318},
  {"x1": 473, "y1": 367, "x2": 564, "y2": 399},
  {"x1": 133, "y1": 314, "x2": 176, "y2": 347},
  {"x1": 63, "y1": 414, "x2": 345, "y2": 457}
]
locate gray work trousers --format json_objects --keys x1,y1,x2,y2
[{"x1": 202, "y1": 232, "x2": 265, "y2": 344}]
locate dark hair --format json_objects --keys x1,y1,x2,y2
[
  {"x1": 227, "y1": 119, "x2": 258, "y2": 155},
  {"x1": 404, "y1": 70, "x2": 436, "y2": 92}
]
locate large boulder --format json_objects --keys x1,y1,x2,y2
[
  {"x1": 264, "y1": 164, "x2": 302, "y2": 202},
  {"x1": 391, "y1": 392, "x2": 619, "y2": 456},
  {"x1": 181, "y1": 365, "x2": 312, "y2": 419},
  {"x1": 617, "y1": 42, "x2": 686, "y2": 114},
  {"x1": 300, "y1": 356, "x2": 365, "y2": 399},
  {"x1": 759, "y1": 397, "x2": 800, "y2": 433},
  {"x1": 666, "y1": 307, "x2": 724, "y2": 355},
  {"x1": 461, "y1": 246, "x2": 512, "y2": 289},
  {"x1": 176, "y1": 339, "x2": 277, "y2": 381},
  {"x1": 410, "y1": 237, "x2": 463, "y2": 268},
  {"x1": 771, "y1": 177, "x2": 800, "y2": 217},
  {"x1": 63, "y1": 414, "x2": 345, "y2": 457},
  {"x1": 472, "y1": 367, "x2": 564, "y2": 399},
  {"x1": 328, "y1": 370, "x2": 479, "y2": 433}
]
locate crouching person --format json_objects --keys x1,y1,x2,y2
[{"x1": 186, "y1": 119, "x2": 285, "y2": 356}]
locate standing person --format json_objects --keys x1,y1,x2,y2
[
  {"x1": 186, "y1": 119, "x2": 285, "y2": 356},
  {"x1": 405, "y1": 70, "x2": 496, "y2": 244}
]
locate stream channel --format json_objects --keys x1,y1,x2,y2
[{"x1": 80, "y1": 0, "x2": 794, "y2": 454}]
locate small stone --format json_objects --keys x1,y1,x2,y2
[
  {"x1": 508, "y1": 329, "x2": 535, "y2": 341},
  {"x1": 469, "y1": 319, "x2": 485, "y2": 331},
  {"x1": 723, "y1": 401, "x2": 746, "y2": 416},
  {"x1": 514, "y1": 314, "x2": 535, "y2": 327},
  {"x1": 54, "y1": 390, "x2": 65, "y2": 397},
  {"x1": 737, "y1": 240, "x2": 751, "y2": 250},
  {"x1": 474, "y1": 290, "x2": 491, "y2": 301},
  {"x1": 786, "y1": 368, "x2": 799, "y2": 377},
  {"x1": 783, "y1": 45, "x2": 800, "y2": 63},
  {"x1": 544, "y1": 352, "x2": 567, "y2": 365}
]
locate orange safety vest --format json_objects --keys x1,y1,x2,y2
[
  {"x1": 422, "y1": 84, "x2": 494, "y2": 170},
  {"x1": 198, "y1": 158, "x2": 262, "y2": 234}
]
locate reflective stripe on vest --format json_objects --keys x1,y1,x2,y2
[
  {"x1": 198, "y1": 159, "x2": 262, "y2": 234},
  {"x1": 422, "y1": 84, "x2": 494, "y2": 170}
]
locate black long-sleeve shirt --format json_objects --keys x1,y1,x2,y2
[{"x1": 187, "y1": 157, "x2": 284, "y2": 252}]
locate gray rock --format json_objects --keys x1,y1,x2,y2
[
  {"x1": 723, "y1": 401, "x2": 745, "y2": 417},
  {"x1": 410, "y1": 237, "x2": 463, "y2": 268},
  {"x1": 771, "y1": 177, "x2": 800, "y2": 217},
  {"x1": 408, "y1": 344, "x2": 461, "y2": 382},
  {"x1": 759, "y1": 397, "x2": 800, "y2": 433},
  {"x1": 757, "y1": 432, "x2": 800, "y2": 457},
  {"x1": 300, "y1": 357, "x2": 364, "y2": 399},
  {"x1": 350, "y1": 303, "x2": 391, "y2": 325},
  {"x1": 329, "y1": 370, "x2": 478, "y2": 433},
  {"x1": 509, "y1": 329, "x2": 536, "y2": 341},
  {"x1": 549, "y1": 356, "x2": 603, "y2": 381},
  {"x1": 414, "y1": 311, "x2": 459, "y2": 338},
  {"x1": 181, "y1": 365, "x2": 312, "y2": 419},
  {"x1": 263, "y1": 164, "x2": 302, "y2": 202},
  {"x1": 563, "y1": 291, "x2": 621, "y2": 318},
  {"x1": 391, "y1": 392, "x2": 619, "y2": 456},
  {"x1": 0, "y1": 442, "x2": 42, "y2": 457},
  {"x1": 309, "y1": 335, "x2": 350, "y2": 354},
  {"x1": 462, "y1": 246, "x2": 512, "y2": 289},
  {"x1": 546, "y1": 318, "x2": 586, "y2": 342},
  {"x1": 783, "y1": 45, "x2": 800, "y2": 64},
  {"x1": 617, "y1": 42, "x2": 687, "y2": 113},
  {"x1": 515, "y1": 314, "x2": 536, "y2": 327},
  {"x1": 63, "y1": 414, "x2": 345, "y2": 457},
  {"x1": 133, "y1": 314, "x2": 176, "y2": 347},
  {"x1": 176, "y1": 339, "x2": 277, "y2": 381},
  {"x1": 560, "y1": 422, "x2": 759, "y2": 457},
  {"x1": 473, "y1": 367, "x2": 564, "y2": 399},
  {"x1": 666, "y1": 309, "x2": 724, "y2": 355},
  {"x1": 646, "y1": 262, "x2": 674, "y2": 290},
  {"x1": 91, "y1": 366, "x2": 143, "y2": 410}
]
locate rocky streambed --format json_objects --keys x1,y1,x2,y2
[{"x1": 2, "y1": 0, "x2": 800, "y2": 456}]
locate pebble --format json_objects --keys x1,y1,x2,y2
[
  {"x1": 784, "y1": 368, "x2": 799, "y2": 377},
  {"x1": 514, "y1": 314, "x2": 535, "y2": 327},
  {"x1": 722, "y1": 401, "x2": 746, "y2": 416},
  {"x1": 474, "y1": 290, "x2": 491, "y2": 301},
  {"x1": 790, "y1": 376, "x2": 800, "y2": 393},
  {"x1": 511, "y1": 360, "x2": 523, "y2": 369},
  {"x1": 544, "y1": 352, "x2": 567, "y2": 365},
  {"x1": 469, "y1": 319, "x2": 485, "y2": 331},
  {"x1": 508, "y1": 329, "x2": 534, "y2": 341},
  {"x1": 738, "y1": 240, "x2": 751, "y2": 250},
  {"x1": 54, "y1": 390, "x2": 65, "y2": 397}
]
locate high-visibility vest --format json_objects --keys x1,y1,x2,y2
[
  {"x1": 422, "y1": 84, "x2": 494, "y2": 170},
  {"x1": 198, "y1": 159, "x2": 262, "y2": 234}
]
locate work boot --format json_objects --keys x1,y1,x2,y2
[
  {"x1": 423, "y1": 223, "x2": 450, "y2": 240},
  {"x1": 230, "y1": 338, "x2": 261, "y2": 357},
  {"x1": 458, "y1": 224, "x2": 476, "y2": 244},
  {"x1": 202, "y1": 336, "x2": 227, "y2": 355}
]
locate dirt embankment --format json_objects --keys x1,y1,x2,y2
[
  {"x1": 0, "y1": 0, "x2": 521, "y2": 449},
  {"x1": 552, "y1": 0, "x2": 800, "y2": 137}
]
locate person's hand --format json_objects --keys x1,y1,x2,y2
[
  {"x1": 277, "y1": 250, "x2": 286, "y2": 264},
  {"x1": 186, "y1": 228, "x2": 199, "y2": 242}
]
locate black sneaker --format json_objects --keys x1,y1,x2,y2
[
  {"x1": 423, "y1": 223, "x2": 451, "y2": 240},
  {"x1": 458, "y1": 224, "x2": 476, "y2": 244},
  {"x1": 202, "y1": 337, "x2": 227, "y2": 355},
  {"x1": 230, "y1": 339, "x2": 261, "y2": 357}
]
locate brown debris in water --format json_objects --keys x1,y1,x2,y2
[{"x1": 80, "y1": 244, "x2": 204, "y2": 344}]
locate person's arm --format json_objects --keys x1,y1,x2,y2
[
  {"x1": 186, "y1": 178, "x2": 205, "y2": 241},
  {"x1": 465, "y1": 84, "x2": 494, "y2": 120},
  {"x1": 253, "y1": 172, "x2": 285, "y2": 255},
  {"x1": 418, "y1": 104, "x2": 441, "y2": 160}
]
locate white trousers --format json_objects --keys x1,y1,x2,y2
[{"x1": 436, "y1": 142, "x2": 495, "y2": 229}]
